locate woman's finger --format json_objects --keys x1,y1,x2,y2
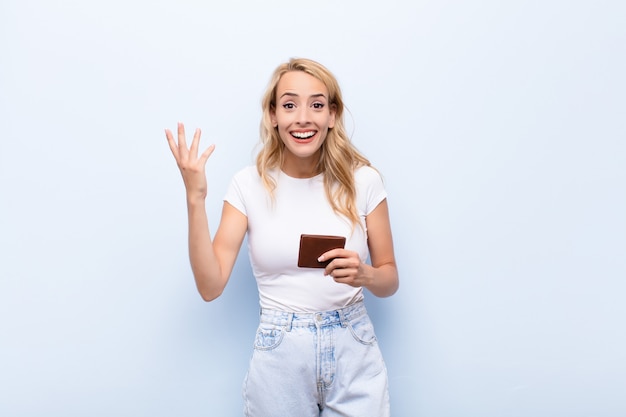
[
  {"x1": 177, "y1": 122, "x2": 188, "y2": 154},
  {"x1": 199, "y1": 144, "x2": 216, "y2": 165},
  {"x1": 165, "y1": 128, "x2": 180, "y2": 161},
  {"x1": 189, "y1": 128, "x2": 202, "y2": 158}
]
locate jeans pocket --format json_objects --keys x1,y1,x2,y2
[
  {"x1": 253, "y1": 324, "x2": 285, "y2": 351},
  {"x1": 348, "y1": 315, "x2": 377, "y2": 345}
]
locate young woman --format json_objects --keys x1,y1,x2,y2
[{"x1": 166, "y1": 58, "x2": 399, "y2": 416}]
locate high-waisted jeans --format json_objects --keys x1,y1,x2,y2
[{"x1": 242, "y1": 301, "x2": 390, "y2": 417}]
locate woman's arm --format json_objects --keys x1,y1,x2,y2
[
  {"x1": 361, "y1": 199, "x2": 399, "y2": 297},
  {"x1": 166, "y1": 123, "x2": 247, "y2": 301},
  {"x1": 186, "y1": 199, "x2": 247, "y2": 301},
  {"x1": 320, "y1": 199, "x2": 399, "y2": 297}
]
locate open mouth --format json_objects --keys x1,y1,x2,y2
[{"x1": 291, "y1": 130, "x2": 317, "y2": 141}]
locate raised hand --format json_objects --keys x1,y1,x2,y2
[{"x1": 165, "y1": 122, "x2": 215, "y2": 200}]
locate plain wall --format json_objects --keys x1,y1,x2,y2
[{"x1": 1, "y1": 0, "x2": 624, "y2": 416}]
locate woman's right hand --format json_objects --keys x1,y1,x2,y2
[{"x1": 165, "y1": 122, "x2": 215, "y2": 200}]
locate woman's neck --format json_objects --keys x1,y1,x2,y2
[{"x1": 281, "y1": 153, "x2": 321, "y2": 179}]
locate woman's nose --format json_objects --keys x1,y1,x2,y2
[{"x1": 296, "y1": 108, "x2": 311, "y2": 124}]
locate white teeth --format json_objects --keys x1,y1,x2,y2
[{"x1": 292, "y1": 131, "x2": 315, "y2": 139}]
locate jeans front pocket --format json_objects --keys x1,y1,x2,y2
[
  {"x1": 253, "y1": 324, "x2": 285, "y2": 351},
  {"x1": 347, "y1": 314, "x2": 377, "y2": 346}
]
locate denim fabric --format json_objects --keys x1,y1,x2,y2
[{"x1": 242, "y1": 301, "x2": 390, "y2": 417}]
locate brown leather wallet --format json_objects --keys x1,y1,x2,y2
[{"x1": 297, "y1": 234, "x2": 346, "y2": 268}]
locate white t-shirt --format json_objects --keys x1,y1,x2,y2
[{"x1": 224, "y1": 165, "x2": 387, "y2": 312}]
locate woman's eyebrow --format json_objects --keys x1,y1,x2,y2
[{"x1": 279, "y1": 92, "x2": 327, "y2": 99}]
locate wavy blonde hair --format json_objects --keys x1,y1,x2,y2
[{"x1": 256, "y1": 58, "x2": 372, "y2": 229}]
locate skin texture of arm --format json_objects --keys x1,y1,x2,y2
[
  {"x1": 320, "y1": 199, "x2": 399, "y2": 297},
  {"x1": 187, "y1": 199, "x2": 247, "y2": 301},
  {"x1": 166, "y1": 123, "x2": 247, "y2": 301}
]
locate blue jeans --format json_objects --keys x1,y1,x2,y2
[{"x1": 243, "y1": 301, "x2": 390, "y2": 417}]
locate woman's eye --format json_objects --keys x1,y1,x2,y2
[
  {"x1": 282, "y1": 103, "x2": 295, "y2": 109},
  {"x1": 312, "y1": 102, "x2": 325, "y2": 109}
]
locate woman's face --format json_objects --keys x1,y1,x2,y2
[{"x1": 271, "y1": 71, "x2": 336, "y2": 174}]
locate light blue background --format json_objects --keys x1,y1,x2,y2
[{"x1": 1, "y1": 1, "x2": 624, "y2": 416}]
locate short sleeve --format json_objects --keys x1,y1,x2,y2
[
  {"x1": 355, "y1": 166, "x2": 387, "y2": 216},
  {"x1": 223, "y1": 168, "x2": 251, "y2": 216}
]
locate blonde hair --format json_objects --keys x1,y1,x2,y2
[{"x1": 256, "y1": 58, "x2": 372, "y2": 229}]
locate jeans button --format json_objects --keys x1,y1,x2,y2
[{"x1": 315, "y1": 313, "x2": 322, "y2": 322}]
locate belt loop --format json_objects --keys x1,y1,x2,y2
[
  {"x1": 338, "y1": 308, "x2": 348, "y2": 328},
  {"x1": 285, "y1": 312, "x2": 294, "y2": 332}
]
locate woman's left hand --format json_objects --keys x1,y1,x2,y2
[{"x1": 318, "y1": 249, "x2": 372, "y2": 288}]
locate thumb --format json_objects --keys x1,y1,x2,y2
[{"x1": 199, "y1": 144, "x2": 216, "y2": 165}]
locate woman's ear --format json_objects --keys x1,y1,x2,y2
[{"x1": 270, "y1": 106, "x2": 278, "y2": 127}]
